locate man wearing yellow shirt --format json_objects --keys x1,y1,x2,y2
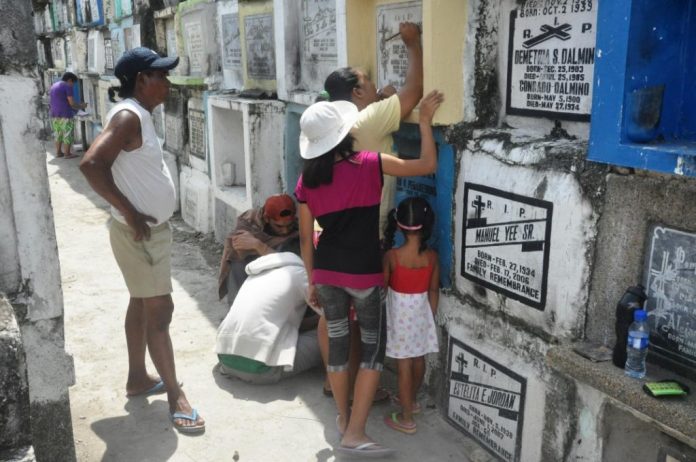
[{"x1": 324, "y1": 22, "x2": 423, "y2": 234}]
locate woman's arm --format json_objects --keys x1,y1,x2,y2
[
  {"x1": 298, "y1": 203, "x2": 320, "y2": 309},
  {"x1": 428, "y1": 251, "x2": 440, "y2": 316},
  {"x1": 381, "y1": 90, "x2": 444, "y2": 178}
]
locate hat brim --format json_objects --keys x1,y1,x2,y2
[
  {"x1": 299, "y1": 102, "x2": 359, "y2": 160},
  {"x1": 149, "y1": 56, "x2": 180, "y2": 71}
]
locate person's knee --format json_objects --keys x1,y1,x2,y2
[
  {"x1": 144, "y1": 296, "x2": 174, "y2": 332},
  {"x1": 326, "y1": 317, "x2": 351, "y2": 371}
]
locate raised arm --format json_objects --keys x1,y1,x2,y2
[
  {"x1": 397, "y1": 22, "x2": 424, "y2": 119},
  {"x1": 79, "y1": 110, "x2": 154, "y2": 240},
  {"x1": 382, "y1": 90, "x2": 444, "y2": 177}
]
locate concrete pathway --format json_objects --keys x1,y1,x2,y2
[{"x1": 47, "y1": 152, "x2": 481, "y2": 462}]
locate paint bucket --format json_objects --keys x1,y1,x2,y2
[{"x1": 625, "y1": 84, "x2": 665, "y2": 143}]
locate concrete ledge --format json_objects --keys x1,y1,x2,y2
[{"x1": 547, "y1": 344, "x2": 696, "y2": 447}]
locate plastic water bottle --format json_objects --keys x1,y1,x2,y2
[{"x1": 624, "y1": 309, "x2": 649, "y2": 379}]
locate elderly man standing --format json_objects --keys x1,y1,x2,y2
[
  {"x1": 80, "y1": 47, "x2": 204, "y2": 433},
  {"x1": 217, "y1": 194, "x2": 300, "y2": 303}
]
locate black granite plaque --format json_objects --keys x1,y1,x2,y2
[{"x1": 644, "y1": 225, "x2": 696, "y2": 378}]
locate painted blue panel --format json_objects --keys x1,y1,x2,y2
[
  {"x1": 589, "y1": 0, "x2": 696, "y2": 176},
  {"x1": 76, "y1": 0, "x2": 104, "y2": 27},
  {"x1": 393, "y1": 124, "x2": 454, "y2": 288},
  {"x1": 72, "y1": 81, "x2": 82, "y2": 104}
]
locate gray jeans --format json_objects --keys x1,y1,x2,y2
[{"x1": 316, "y1": 285, "x2": 386, "y2": 372}]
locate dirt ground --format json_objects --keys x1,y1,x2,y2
[{"x1": 47, "y1": 151, "x2": 485, "y2": 462}]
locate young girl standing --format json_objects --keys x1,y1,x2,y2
[
  {"x1": 383, "y1": 196, "x2": 439, "y2": 434},
  {"x1": 295, "y1": 90, "x2": 443, "y2": 457}
]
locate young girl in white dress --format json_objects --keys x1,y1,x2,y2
[{"x1": 383, "y1": 196, "x2": 439, "y2": 434}]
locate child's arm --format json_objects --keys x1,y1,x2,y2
[
  {"x1": 298, "y1": 203, "x2": 320, "y2": 311},
  {"x1": 428, "y1": 251, "x2": 440, "y2": 316},
  {"x1": 383, "y1": 250, "x2": 394, "y2": 288}
]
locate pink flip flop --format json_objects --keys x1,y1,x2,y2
[
  {"x1": 384, "y1": 412, "x2": 417, "y2": 434},
  {"x1": 392, "y1": 395, "x2": 422, "y2": 414}
]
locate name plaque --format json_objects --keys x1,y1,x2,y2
[
  {"x1": 461, "y1": 183, "x2": 552, "y2": 310},
  {"x1": 375, "y1": 1, "x2": 422, "y2": 91},
  {"x1": 245, "y1": 13, "x2": 276, "y2": 80},
  {"x1": 301, "y1": 0, "x2": 337, "y2": 63},
  {"x1": 221, "y1": 13, "x2": 242, "y2": 70},
  {"x1": 644, "y1": 225, "x2": 696, "y2": 376},
  {"x1": 506, "y1": 0, "x2": 597, "y2": 121}
]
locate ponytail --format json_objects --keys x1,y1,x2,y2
[
  {"x1": 382, "y1": 207, "x2": 398, "y2": 251},
  {"x1": 108, "y1": 72, "x2": 137, "y2": 102}
]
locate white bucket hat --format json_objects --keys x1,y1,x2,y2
[{"x1": 299, "y1": 100, "x2": 359, "y2": 160}]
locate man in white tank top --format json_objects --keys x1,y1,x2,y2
[{"x1": 80, "y1": 47, "x2": 205, "y2": 433}]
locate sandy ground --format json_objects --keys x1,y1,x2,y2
[{"x1": 47, "y1": 151, "x2": 486, "y2": 462}]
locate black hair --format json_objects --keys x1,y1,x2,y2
[
  {"x1": 61, "y1": 72, "x2": 78, "y2": 82},
  {"x1": 108, "y1": 72, "x2": 138, "y2": 103},
  {"x1": 107, "y1": 68, "x2": 162, "y2": 102},
  {"x1": 323, "y1": 67, "x2": 359, "y2": 102},
  {"x1": 301, "y1": 134, "x2": 356, "y2": 189},
  {"x1": 383, "y1": 196, "x2": 435, "y2": 253}
]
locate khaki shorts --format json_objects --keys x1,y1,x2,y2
[{"x1": 109, "y1": 219, "x2": 173, "y2": 298}]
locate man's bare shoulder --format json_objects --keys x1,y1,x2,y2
[{"x1": 108, "y1": 108, "x2": 141, "y2": 132}]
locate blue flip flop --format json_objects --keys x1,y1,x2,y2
[
  {"x1": 171, "y1": 408, "x2": 205, "y2": 434},
  {"x1": 126, "y1": 380, "x2": 165, "y2": 398},
  {"x1": 126, "y1": 379, "x2": 184, "y2": 398}
]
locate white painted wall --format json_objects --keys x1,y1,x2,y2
[
  {"x1": 0, "y1": 75, "x2": 74, "y2": 403},
  {"x1": 454, "y1": 131, "x2": 596, "y2": 338}
]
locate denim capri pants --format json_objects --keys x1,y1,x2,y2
[{"x1": 316, "y1": 284, "x2": 386, "y2": 372}]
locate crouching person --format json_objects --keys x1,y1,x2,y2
[{"x1": 215, "y1": 252, "x2": 323, "y2": 383}]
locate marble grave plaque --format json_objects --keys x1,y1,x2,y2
[
  {"x1": 221, "y1": 13, "x2": 242, "y2": 70},
  {"x1": 376, "y1": 1, "x2": 422, "y2": 90},
  {"x1": 244, "y1": 13, "x2": 275, "y2": 80},
  {"x1": 301, "y1": 0, "x2": 337, "y2": 63},
  {"x1": 185, "y1": 21, "x2": 205, "y2": 74}
]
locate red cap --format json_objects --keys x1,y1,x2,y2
[{"x1": 263, "y1": 194, "x2": 296, "y2": 223}]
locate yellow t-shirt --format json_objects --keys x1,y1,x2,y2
[
  {"x1": 352, "y1": 94, "x2": 401, "y2": 154},
  {"x1": 351, "y1": 94, "x2": 401, "y2": 236}
]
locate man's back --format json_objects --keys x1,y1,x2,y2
[{"x1": 49, "y1": 81, "x2": 73, "y2": 118}]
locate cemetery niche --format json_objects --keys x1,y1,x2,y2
[{"x1": 590, "y1": 0, "x2": 696, "y2": 176}]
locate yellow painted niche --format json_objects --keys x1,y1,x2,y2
[
  {"x1": 345, "y1": 0, "x2": 467, "y2": 125},
  {"x1": 239, "y1": 0, "x2": 277, "y2": 92}
]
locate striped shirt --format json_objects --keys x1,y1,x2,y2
[{"x1": 295, "y1": 151, "x2": 384, "y2": 289}]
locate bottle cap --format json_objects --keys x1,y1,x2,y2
[{"x1": 634, "y1": 309, "x2": 647, "y2": 322}]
